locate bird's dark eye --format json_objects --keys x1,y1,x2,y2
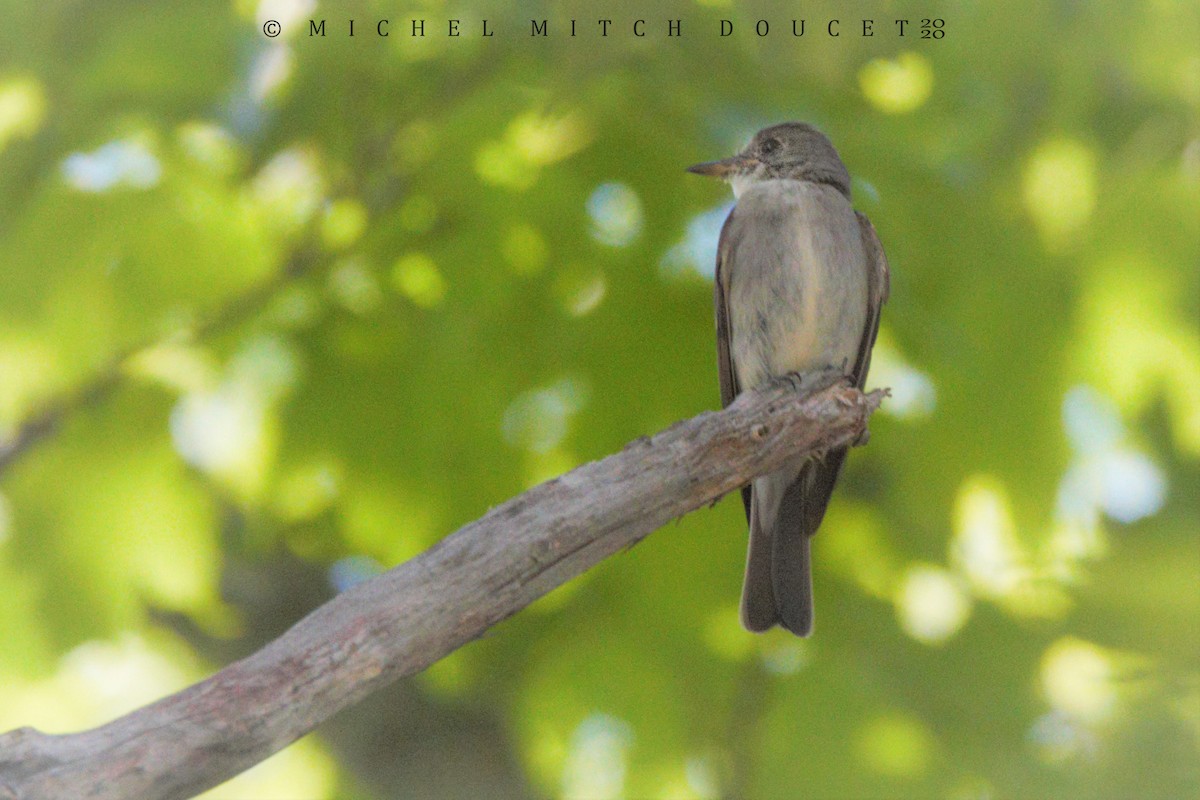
[{"x1": 760, "y1": 138, "x2": 781, "y2": 155}]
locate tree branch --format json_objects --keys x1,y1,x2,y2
[{"x1": 0, "y1": 377, "x2": 884, "y2": 800}]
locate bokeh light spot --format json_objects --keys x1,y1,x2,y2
[
  {"x1": 683, "y1": 756, "x2": 721, "y2": 800},
  {"x1": 870, "y1": 338, "x2": 937, "y2": 418},
  {"x1": 252, "y1": 147, "x2": 325, "y2": 232},
  {"x1": 320, "y1": 198, "x2": 368, "y2": 250},
  {"x1": 502, "y1": 377, "x2": 589, "y2": 454},
  {"x1": 1041, "y1": 637, "x2": 1116, "y2": 723},
  {"x1": 62, "y1": 138, "x2": 162, "y2": 192},
  {"x1": 1028, "y1": 709, "x2": 1098, "y2": 765},
  {"x1": 253, "y1": 0, "x2": 316, "y2": 36},
  {"x1": 1057, "y1": 386, "x2": 1166, "y2": 526},
  {"x1": 1022, "y1": 139, "x2": 1096, "y2": 246},
  {"x1": 126, "y1": 343, "x2": 219, "y2": 394},
  {"x1": 475, "y1": 140, "x2": 533, "y2": 190},
  {"x1": 327, "y1": 555, "x2": 384, "y2": 593},
  {"x1": 856, "y1": 713, "x2": 935, "y2": 778},
  {"x1": 170, "y1": 387, "x2": 266, "y2": 479},
  {"x1": 276, "y1": 461, "x2": 343, "y2": 522},
  {"x1": 177, "y1": 122, "x2": 240, "y2": 175},
  {"x1": 555, "y1": 268, "x2": 608, "y2": 317},
  {"x1": 391, "y1": 253, "x2": 447, "y2": 307},
  {"x1": 951, "y1": 476, "x2": 1028, "y2": 599},
  {"x1": 859, "y1": 53, "x2": 934, "y2": 114},
  {"x1": 250, "y1": 43, "x2": 293, "y2": 101},
  {"x1": 759, "y1": 636, "x2": 811, "y2": 676},
  {"x1": 328, "y1": 259, "x2": 382, "y2": 315},
  {"x1": 0, "y1": 76, "x2": 46, "y2": 152},
  {"x1": 561, "y1": 713, "x2": 632, "y2": 800},
  {"x1": 510, "y1": 111, "x2": 590, "y2": 166},
  {"x1": 661, "y1": 203, "x2": 732, "y2": 279},
  {"x1": 895, "y1": 564, "x2": 972, "y2": 644},
  {"x1": 587, "y1": 182, "x2": 644, "y2": 247},
  {"x1": 475, "y1": 111, "x2": 591, "y2": 190}
]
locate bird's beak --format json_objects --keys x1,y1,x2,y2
[{"x1": 686, "y1": 154, "x2": 758, "y2": 178}]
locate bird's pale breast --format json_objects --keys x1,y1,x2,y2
[{"x1": 726, "y1": 180, "x2": 868, "y2": 391}]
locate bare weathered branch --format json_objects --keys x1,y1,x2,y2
[{"x1": 0, "y1": 377, "x2": 884, "y2": 800}]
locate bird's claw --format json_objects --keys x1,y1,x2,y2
[{"x1": 778, "y1": 364, "x2": 851, "y2": 394}]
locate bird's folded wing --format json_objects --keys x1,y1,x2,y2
[
  {"x1": 851, "y1": 210, "x2": 891, "y2": 389},
  {"x1": 714, "y1": 207, "x2": 752, "y2": 523}
]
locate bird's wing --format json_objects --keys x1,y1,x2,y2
[
  {"x1": 792, "y1": 210, "x2": 891, "y2": 540},
  {"x1": 850, "y1": 210, "x2": 891, "y2": 388},
  {"x1": 714, "y1": 207, "x2": 752, "y2": 523}
]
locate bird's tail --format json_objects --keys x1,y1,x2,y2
[
  {"x1": 771, "y1": 477, "x2": 814, "y2": 636},
  {"x1": 739, "y1": 472, "x2": 814, "y2": 636},
  {"x1": 740, "y1": 503, "x2": 778, "y2": 632}
]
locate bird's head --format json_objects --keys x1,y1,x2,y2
[{"x1": 687, "y1": 122, "x2": 851, "y2": 199}]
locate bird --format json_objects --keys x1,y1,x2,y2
[{"x1": 687, "y1": 122, "x2": 889, "y2": 636}]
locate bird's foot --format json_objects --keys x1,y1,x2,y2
[
  {"x1": 776, "y1": 364, "x2": 850, "y2": 395},
  {"x1": 774, "y1": 371, "x2": 807, "y2": 393}
]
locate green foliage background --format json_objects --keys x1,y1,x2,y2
[{"x1": 1, "y1": 1, "x2": 1198, "y2": 798}]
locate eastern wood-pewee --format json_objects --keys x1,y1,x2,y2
[{"x1": 688, "y1": 122, "x2": 890, "y2": 636}]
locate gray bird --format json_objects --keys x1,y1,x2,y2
[{"x1": 688, "y1": 122, "x2": 889, "y2": 636}]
